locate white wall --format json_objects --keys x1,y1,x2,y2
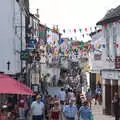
[
  {"x1": 104, "y1": 22, "x2": 120, "y2": 57},
  {"x1": 0, "y1": 0, "x2": 26, "y2": 74},
  {"x1": 90, "y1": 31, "x2": 114, "y2": 73}
]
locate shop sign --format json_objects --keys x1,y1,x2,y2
[
  {"x1": 31, "y1": 72, "x2": 40, "y2": 84},
  {"x1": 115, "y1": 56, "x2": 120, "y2": 69},
  {"x1": 26, "y1": 39, "x2": 37, "y2": 50},
  {"x1": 32, "y1": 84, "x2": 39, "y2": 92},
  {"x1": 20, "y1": 50, "x2": 29, "y2": 60},
  {"x1": 102, "y1": 70, "x2": 120, "y2": 80}
]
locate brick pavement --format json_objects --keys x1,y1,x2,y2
[{"x1": 92, "y1": 104, "x2": 114, "y2": 120}]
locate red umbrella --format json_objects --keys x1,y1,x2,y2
[{"x1": 0, "y1": 74, "x2": 35, "y2": 95}]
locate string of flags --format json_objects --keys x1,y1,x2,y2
[
  {"x1": 46, "y1": 35, "x2": 120, "y2": 57},
  {"x1": 61, "y1": 26, "x2": 98, "y2": 33},
  {"x1": 30, "y1": 20, "x2": 120, "y2": 34},
  {"x1": 29, "y1": 25, "x2": 101, "y2": 38}
]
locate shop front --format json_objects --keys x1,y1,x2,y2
[{"x1": 101, "y1": 69, "x2": 120, "y2": 115}]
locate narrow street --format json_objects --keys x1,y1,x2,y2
[{"x1": 1, "y1": 1, "x2": 120, "y2": 120}]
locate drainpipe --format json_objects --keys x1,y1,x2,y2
[{"x1": 20, "y1": 0, "x2": 23, "y2": 80}]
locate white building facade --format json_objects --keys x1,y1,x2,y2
[
  {"x1": 0, "y1": 0, "x2": 26, "y2": 75},
  {"x1": 96, "y1": 6, "x2": 120, "y2": 115},
  {"x1": 90, "y1": 30, "x2": 114, "y2": 73}
]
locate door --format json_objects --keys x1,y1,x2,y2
[{"x1": 105, "y1": 80, "x2": 112, "y2": 115}]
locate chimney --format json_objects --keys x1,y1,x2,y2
[{"x1": 35, "y1": 9, "x2": 39, "y2": 18}]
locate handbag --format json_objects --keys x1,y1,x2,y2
[{"x1": 90, "y1": 113, "x2": 94, "y2": 120}]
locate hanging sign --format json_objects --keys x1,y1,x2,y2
[{"x1": 26, "y1": 39, "x2": 37, "y2": 50}]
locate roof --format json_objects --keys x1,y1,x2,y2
[
  {"x1": 89, "y1": 29, "x2": 102, "y2": 36},
  {"x1": 29, "y1": 13, "x2": 40, "y2": 22},
  {"x1": 97, "y1": 5, "x2": 120, "y2": 25}
]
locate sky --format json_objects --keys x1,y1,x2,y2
[{"x1": 29, "y1": 0, "x2": 120, "y2": 40}]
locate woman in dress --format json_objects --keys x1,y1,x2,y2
[{"x1": 49, "y1": 100, "x2": 61, "y2": 120}]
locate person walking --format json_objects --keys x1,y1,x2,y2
[
  {"x1": 18, "y1": 95, "x2": 26, "y2": 120},
  {"x1": 76, "y1": 92, "x2": 82, "y2": 110},
  {"x1": 112, "y1": 92, "x2": 120, "y2": 120},
  {"x1": 49, "y1": 100, "x2": 61, "y2": 120},
  {"x1": 95, "y1": 86, "x2": 102, "y2": 105},
  {"x1": 31, "y1": 95, "x2": 44, "y2": 120},
  {"x1": 58, "y1": 88, "x2": 66, "y2": 106},
  {"x1": 86, "y1": 88, "x2": 92, "y2": 108},
  {"x1": 78, "y1": 100, "x2": 93, "y2": 120},
  {"x1": 63, "y1": 99, "x2": 77, "y2": 120}
]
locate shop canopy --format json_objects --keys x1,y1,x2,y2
[{"x1": 0, "y1": 74, "x2": 35, "y2": 95}]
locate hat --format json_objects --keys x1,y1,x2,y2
[{"x1": 36, "y1": 95, "x2": 41, "y2": 99}]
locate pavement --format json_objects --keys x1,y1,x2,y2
[{"x1": 92, "y1": 103, "x2": 114, "y2": 120}]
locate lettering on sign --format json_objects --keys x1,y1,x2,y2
[{"x1": 102, "y1": 70, "x2": 120, "y2": 80}]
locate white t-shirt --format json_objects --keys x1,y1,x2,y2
[
  {"x1": 31, "y1": 101, "x2": 44, "y2": 116},
  {"x1": 59, "y1": 91, "x2": 66, "y2": 101},
  {"x1": 68, "y1": 92, "x2": 74, "y2": 100}
]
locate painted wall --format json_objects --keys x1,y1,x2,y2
[
  {"x1": 90, "y1": 30, "x2": 114, "y2": 73},
  {"x1": 0, "y1": 0, "x2": 26, "y2": 74}
]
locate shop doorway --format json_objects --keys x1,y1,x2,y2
[{"x1": 105, "y1": 80, "x2": 111, "y2": 115}]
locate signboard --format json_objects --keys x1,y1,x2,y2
[
  {"x1": 26, "y1": 39, "x2": 37, "y2": 50},
  {"x1": 94, "y1": 54, "x2": 102, "y2": 60},
  {"x1": 31, "y1": 72, "x2": 40, "y2": 84},
  {"x1": 20, "y1": 50, "x2": 29, "y2": 60},
  {"x1": 115, "y1": 56, "x2": 120, "y2": 69},
  {"x1": 32, "y1": 84, "x2": 39, "y2": 92},
  {"x1": 102, "y1": 70, "x2": 120, "y2": 80}
]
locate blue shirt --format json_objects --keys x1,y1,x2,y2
[
  {"x1": 79, "y1": 106, "x2": 92, "y2": 120},
  {"x1": 40, "y1": 99, "x2": 45, "y2": 104},
  {"x1": 95, "y1": 88, "x2": 102, "y2": 95},
  {"x1": 63, "y1": 105, "x2": 77, "y2": 118}
]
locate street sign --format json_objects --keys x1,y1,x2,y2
[
  {"x1": 20, "y1": 50, "x2": 29, "y2": 60},
  {"x1": 26, "y1": 39, "x2": 37, "y2": 50}
]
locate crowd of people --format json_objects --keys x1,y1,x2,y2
[
  {"x1": 0, "y1": 86, "x2": 100, "y2": 120},
  {"x1": 0, "y1": 95, "x2": 30, "y2": 120},
  {"x1": 30, "y1": 87, "x2": 94, "y2": 120},
  {"x1": 0, "y1": 85, "x2": 120, "y2": 120}
]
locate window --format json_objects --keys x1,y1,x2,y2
[
  {"x1": 104, "y1": 27, "x2": 110, "y2": 57},
  {"x1": 113, "y1": 24, "x2": 117, "y2": 56},
  {"x1": 94, "y1": 54, "x2": 102, "y2": 60}
]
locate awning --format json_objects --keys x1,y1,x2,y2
[{"x1": 0, "y1": 74, "x2": 35, "y2": 95}]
